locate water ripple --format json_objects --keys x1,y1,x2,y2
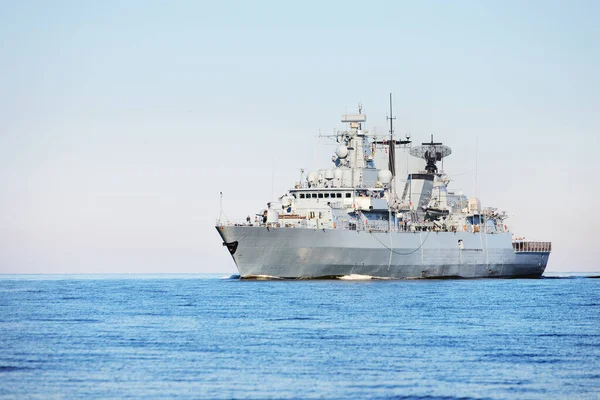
[{"x1": 0, "y1": 275, "x2": 598, "y2": 399}]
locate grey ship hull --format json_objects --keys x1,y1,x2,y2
[{"x1": 216, "y1": 226, "x2": 548, "y2": 279}]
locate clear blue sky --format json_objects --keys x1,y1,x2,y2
[{"x1": 1, "y1": 0, "x2": 598, "y2": 273}]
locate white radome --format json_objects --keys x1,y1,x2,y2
[
  {"x1": 377, "y1": 169, "x2": 393, "y2": 184},
  {"x1": 325, "y1": 169, "x2": 334, "y2": 180},
  {"x1": 336, "y1": 145, "x2": 349, "y2": 159},
  {"x1": 307, "y1": 171, "x2": 319, "y2": 185}
]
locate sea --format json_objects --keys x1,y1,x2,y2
[{"x1": 1, "y1": 273, "x2": 599, "y2": 400}]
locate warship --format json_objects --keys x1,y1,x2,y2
[{"x1": 216, "y1": 97, "x2": 551, "y2": 279}]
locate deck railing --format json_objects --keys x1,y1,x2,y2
[
  {"x1": 512, "y1": 241, "x2": 552, "y2": 252},
  {"x1": 293, "y1": 181, "x2": 381, "y2": 189},
  {"x1": 216, "y1": 219, "x2": 260, "y2": 227}
]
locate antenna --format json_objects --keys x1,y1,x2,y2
[
  {"x1": 218, "y1": 191, "x2": 229, "y2": 223},
  {"x1": 387, "y1": 93, "x2": 396, "y2": 177},
  {"x1": 271, "y1": 156, "x2": 275, "y2": 202},
  {"x1": 475, "y1": 136, "x2": 478, "y2": 197}
]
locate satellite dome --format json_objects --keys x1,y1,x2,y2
[
  {"x1": 307, "y1": 171, "x2": 319, "y2": 184},
  {"x1": 324, "y1": 169, "x2": 334, "y2": 180},
  {"x1": 377, "y1": 169, "x2": 393, "y2": 184},
  {"x1": 336, "y1": 145, "x2": 349, "y2": 159},
  {"x1": 333, "y1": 168, "x2": 343, "y2": 179}
]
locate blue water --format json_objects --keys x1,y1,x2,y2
[{"x1": 1, "y1": 274, "x2": 599, "y2": 399}]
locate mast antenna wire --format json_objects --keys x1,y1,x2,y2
[
  {"x1": 370, "y1": 230, "x2": 431, "y2": 255},
  {"x1": 271, "y1": 156, "x2": 275, "y2": 202},
  {"x1": 218, "y1": 191, "x2": 229, "y2": 224}
]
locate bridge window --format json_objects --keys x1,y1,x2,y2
[
  {"x1": 318, "y1": 193, "x2": 323, "y2": 198},
  {"x1": 324, "y1": 193, "x2": 330, "y2": 198},
  {"x1": 299, "y1": 193, "x2": 305, "y2": 199},
  {"x1": 311, "y1": 193, "x2": 317, "y2": 198},
  {"x1": 336, "y1": 193, "x2": 342, "y2": 198},
  {"x1": 345, "y1": 193, "x2": 351, "y2": 198}
]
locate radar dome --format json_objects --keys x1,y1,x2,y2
[
  {"x1": 324, "y1": 169, "x2": 334, "y2": 180},
  {"x1": 336, "y1": 145, "x2": 349, "y2": 159},
  {"x1": 377, "y1": 169, "x2": 393, "y2": 184},
  {"x1": 307, "y1": 171, "x2": 319, "y2": 185},
  {"x1": 333, "y1": 168, "x2": 343, "y2": 179}
]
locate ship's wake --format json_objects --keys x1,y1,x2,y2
[
  {"x1": 338, "y1": 274, "x2": 375, "y2": 280},
  {"x1": 220, "y1": 274, "x2": 241, "y2": 280},
  {"x1": 241, "y1": 274, "x2": 285, "y2": 280},
  {"x1": 237, "y1": 274, "x2": 419, "y2": 280},
  {"x1": 225, "y1": 273, "x2": 600, "y2": 281},
  {"x1": 337, "y1": 274, "x2": 407, "y2": 281}
]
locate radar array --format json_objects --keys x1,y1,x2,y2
[{"x1": 409, "y1": 135, "x2": 452, "y2": 174}]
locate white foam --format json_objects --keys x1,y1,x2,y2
[
  {"x1": 242, "y1": 274, "x2": 284, "y2": 280},
  {"x1": 220, "y1": 274, "x2": 241, "y2": 280},
  {"x1": 338, "y1": 274, "x2": 374, "y2": 281}
]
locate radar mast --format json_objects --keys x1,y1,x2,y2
[{"x1": 387, "y1": 93, "x2": 396, "y2": 177}]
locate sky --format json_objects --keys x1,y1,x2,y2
[{"x1": 1, "y1": 0, "x2": 599, "y2": 274}]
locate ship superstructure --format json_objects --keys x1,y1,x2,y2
[{"x1": 216, "y1": 99, "x2": 551, "y2": 279}]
